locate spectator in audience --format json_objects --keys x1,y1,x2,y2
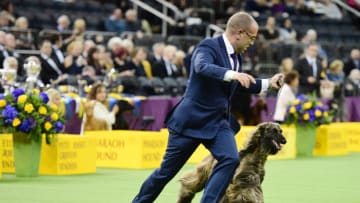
[
  {"x1": 82, "y1": 39, "x2": 96, "y2": 58},
  {"x1": 107, "y1": 36, "x2": 123, "y2": 53},
  {"x1": 273, "y1": 70, "x2": 299, "y2": 123},
  {"x1": 105, "y1": 8, "x2": 125, "y2": 34},
  {"x1": 64, "y1": 40, "x2": 86, "y2": 75},
  {"x1": 0, "y1": 33, "x2": 20, "y2": 71},
  {"x1": 56, "y1": 15, "x2": 71, "y2": 33},
  {"x1": 121, "y1": 38, "x2": 135, "y2": 57},
  {"x1": 124, "y1": 9, "x2": 142, "y2": 33},
  {"x1": 270, "y1": 0, "x2": 286, "y2": 15},
  {"x1": 64, "y1": 18, "x2": 86, "y2": 46},
  {"x1": 259, "y1": 16, "x2": 280, "y2": 62},
  {"x1": 344, "y1": 69, "x2": 360, "y2": 96},
  {"x1": 127, "y1": 47, "x2": 148, "y2": 77},
  {"x1": 301, "y1": 29, "x2": 328, "y2": 65},
  {"x1": 319, "y1": 0, "x2": 343, "y2": 20},
  {"x1": 13, "y1": 16, "x2": 35, "y2": 49},
  {"x1": 46, "y1": 88, "x2": 64, "y2": 115},
  {"x1": 327, "y1": 59, "x2": 345, "y2": 85},
  {"x1": 39, "y1": 40, "x2": 67, "y2": 85},
  {"x1": 152, "y1": 45, "x2": 180, "y2": 78},
  {"x1": 148, "y1": 42, "x2": 165, "y2": 67},
  {"x1": 279, "y1": 57, "x2": 294, "y2": 74},
  {"x1": 279, "y1": 18, "x2": 297, "y2": 44},
  {"x1": 0, "y1": 0, "x2": 15, "y2": 26},
  {"x1": 344, "y1": 48, "x2": 360, "y2": 77},
  {"x1": 81, "y1": 66, "x2": 97, "y2": 85},
  {"x1": 113, "y1": 46, "x2": 131, "y2": 76},
  {"x1": 175, "y1": 50, "x2": 187, "y2": 77},
  {"x1": 0, "y1": 11, "x2": 10, "y2": 28},
  {"x1": 295, "y1": 42, "x2": 325, "y2": 96},
  {"x1": 87, "y1": 46, "x2": 106, "y2": 76},
  {"x1": 84, "y1": 82, "x2": 119, "y2": 131},
  {"x1": 48, "y1": 32, "x2": 65, "y2": 70},
  {"x1": 97, "y1": 44, "x2": 114, "y2": 71}
]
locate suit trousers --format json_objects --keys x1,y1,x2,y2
[{"x1": 132, "y1": 127, "x2": 240, "y2": 203}]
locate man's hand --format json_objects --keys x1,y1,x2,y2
[
  {"x1": 269, "y1": 73, "x2": 284, "y2": 89},
  {"x1": 232, "y1": 72, "x2": 256, "y2": 88}
]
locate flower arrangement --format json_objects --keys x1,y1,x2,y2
[
  {"x1": 284, "y1": 94, "x2": 333, "y2": 127},
  {"x1": 0, "y1": 88, "x2": 64, "y2": 144}
]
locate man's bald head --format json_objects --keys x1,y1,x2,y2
[{"x1": 225, "y1": 12, "x2": 257, "y2": 35}]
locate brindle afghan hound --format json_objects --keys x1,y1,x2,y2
[{"x1": 177, "y1": 122, "x2": 286, "y2": 203}]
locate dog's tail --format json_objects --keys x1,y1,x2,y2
[{"x1": 177, "y1": 155, "x2": 217, "y2": 203}]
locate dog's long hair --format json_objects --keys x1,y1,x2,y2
[{"x1": 177, "y1": 122, "x2": 286, "y2": 203}]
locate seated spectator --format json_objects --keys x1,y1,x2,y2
[
  {"x1": 83, "y1": 82, "x2": 119, "y2": 131},
  {"x1": 82, "y1": 39, "x2": 96, "y2": 58},
  {"x1": 344, "y1": 48, "x2": 360, "y2": 77},
  {"x1": 46, "y1": 88, "x2": 64, "y2": 115},
  {"x1": 56, "y1": 15, "x2": 71, "y2": 33},
  {"x1": 13, "y1": 16, "x2": 35, "y2": 49},
  {"x1": 87, "y1": 46, "x2": 106, "y2": 76},
  {"x1": 148, "y1": 42, "x2": 165, "y2": 67},
  {"x1": 47, "y1": 32, "x2": 65, "y2": 70},
  {"x1": 64, "y1": 18, "x2": 86, "y2": 46},
  {"x1": 175, "y1": 50, "x2": 187, "y2": 78},
  {"x1": 39, "y1": 40, "x2": 67, "y2": 85},
  {"x1": 259, "y1": 16, "x2": 280, "y2": 62},
  {"x1": 152, "y1": 45, "x2": 180, "y2": 78},
  {"x1": 273, "y1": 70, "x2": 299, "y2": 123},
  {"x1": 279, "y1": 18, "x2": 297, "y2": 44},
  {"x1": 64, "y1": 40, "x2": 86, "y2": 76},
  {"x1": 318, "y1": 0, "x2": 343, "y2": 20},
  {"x1": 127, "y1": 47, "x2": 148, "y2": 77},
  {"x1": 0, "y1": 30, "x2": 5, "y2": 50},
  {"x1": 327, "y1": 60, "x2": 345, "y2": 85},
  {"x1": 270, "y1": 0, "x2": 286, "y2": 15},
  {"x1": 0, "y1": 33, "x2": 21, "y2": 73},
  {"x1": 279, "y1": 57, "x2": 294, "y2": 74},
  {"x1": 124, "y1": 9, "x2": 142, "y2": 33},
  {"x1": 105, "y1": 8, "x2": 125, "y2": 34},
  {"x1": 0, "y1": 0, "x2": 15, "y2": 26},
  {"x1": 344, "y1": 69, "x2": 360, "y2": 96},
  {"x1": 81, "y1": 66, "x2": 97, "y2": 85}
]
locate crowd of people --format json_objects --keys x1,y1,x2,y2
[{"x1": 0, "y1": 0, "x2": 359, "y2": 126}]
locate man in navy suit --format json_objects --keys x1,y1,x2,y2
[{"x1": 132, "y1": 12, "x2": 283, "y2": 203}]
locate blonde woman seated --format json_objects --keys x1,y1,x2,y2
[
  {"x1": 83, "y1": 82, "x2": 119, "y2": 131},
  {"x1": 273, "y1": 70, "x2": 299, "y2": 123}
]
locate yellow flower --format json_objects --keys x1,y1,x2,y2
[
  {"x1": 39, "y1": 106, "x2": 48, "y2": 115},
  {"x1": 303, "y1": 113, "x2": 310, "y2": 120},
  {"x1": 24, "y1": 103, "x2": 34, "y2": 113},
  {"x1": 50, "y1": 104, "x2": 58, "y2": 111},
  {"x1": 0, "y1": 99, "x2": 6, "y2": 108},
  {"x1": 51, "y1": 113, "x2": 59, "y2": 121},
  {"x1": 290, "y1": 106, "x2": 296, "y2": 114},
  {"x1": 17, "y1": 95, "x2": 27, "y2": 104},
  {"x1": 292, "y1": 99, "x2": 300, "y2": 105},
  {"x1": 44, "y1": 122, "x2": 52, "y2": 131},
  {"x1": 315, "y1": 110, "x2": 322, "y2": 117},
  {"x1": 303, "y1": 102, "x2": 312, "y2": 110},
  {"x1": 324, "y1": 111, "x2": 328, "y2": 118},
  {"x1": 12, "y1": 118, "x2": 21, "y2": 127},
  {"x1": 32, "y1": 88, "x2": 40, "y2": 95}
]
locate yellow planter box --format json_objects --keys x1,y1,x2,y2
[
  {"x1": 334, "y1": 123, "x2": 360, "y2": 152},
  {"x1": 314, "y1": 124, "x2": 349, "y2": 156},
  {"x1": 0, "y1": 135, "x2": 3, "y2": 180},
  {"x1": 1, "y1": 134, "x2": 14, "y2": 173},
  {"x1": 86, "y1": 130, "x2": 167, "y2": 169},
  {"x1": 39, "y1": 135, "x2": 97, "y2": 175},
  {"x1": 1, "y1": 134, "x2": 96, "y2": 175}
]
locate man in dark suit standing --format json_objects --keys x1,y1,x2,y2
[
  {"x1": 132, "y1": 12, "x2": 283, "y2": 203},
  {"x1": 295, "y1": 42, "x2": 324, "y2": 96}
]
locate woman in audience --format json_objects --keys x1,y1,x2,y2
[
  {"x1": 46, "y1": 88, "x2": 64, "y2": 116},
  {"x1": 83, "y1": 82, "x2": 119, "y2": 131},
  {"x1": 279, "y1": 18, "x2": 297, "y2": 44},
  {"x1": 64, "y1": 40, "x2": 86, "y2": 75},
  {"x1": 13, "y1": 16, "x2": 35, "y2": 49},
  {"x1": 87, "y1": 46, "x2": 106, "y2": 76},
  {"x1": 273, "y1": 70, "x2": 299, "y2": 123},
  {"x1": 279, "y1": 57, "x2": 294, "y2": 74}
]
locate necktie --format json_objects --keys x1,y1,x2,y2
[{"x1": 230, "y1": 53, "x2": 238, "y2": 71}]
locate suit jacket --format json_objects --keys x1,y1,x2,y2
[
  {"x1": 295, "y1": 57, "x2": 323, "y2": 95},
  {"x1": 39, "y1": 55, "x2": 63, "y2": 85},
  {"x1": 165, "y1": 35, "x2": 262, "y2": 139},
  {"x1": 344, "y1": 59, "x2": 359, "y2": 77}
]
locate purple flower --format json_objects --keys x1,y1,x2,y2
[
  {"x1": 54, "y1": 121, "x2": 64, "y2": 133},
  {"x1": 12, "y1": 89, "x2": 25, "y2": 99},
  {"x1": 2, "y1": 105, "x2": 18, "y2": 120},
  {"x1": 18, "y1": 119, "x2": 32, "y2": 133},
  {"x1": 0, "y1": 94, "x2": 4, "y2": 99},
  {"x1": 39, "y1": 92, "x2": 49, "y2": 104},
  {"x1": 297, "y1": 94, "x2": 307, "y2": 101},
  {"x1": 308, "y1": 109, "x2": 316, "y2": 122}
]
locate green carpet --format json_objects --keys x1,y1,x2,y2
[{"x1": 1, "y1": 153, "x2": 360, "y2": 203}]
